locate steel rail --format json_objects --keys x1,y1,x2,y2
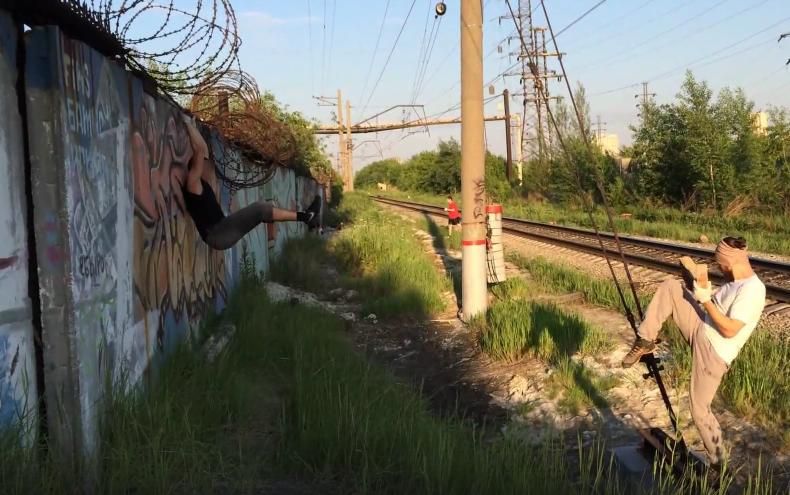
[{"x1": 373, "y1": 196, "x2": 790, "y2": 303}]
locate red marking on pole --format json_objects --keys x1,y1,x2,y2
[
  {"x1": 461, "y1": 240, "x2": 487, "y2": 246},
  {"x1": 486, "y1": 204, "x2": 503, "y2": 214}
]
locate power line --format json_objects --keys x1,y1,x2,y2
[
  {"x1": 591, "y1": 18, "x2": 790, "y2": 96},
  {"x1": 359, "y1": 0, "x2": 392, "y2": 107},
  {"x1": 563, "y1": 0, "x2": 655, "y2": 44},
  {"x1": 575, "y1": 0, "x2": 733, "y2": 72},
  {"x1": 361, "y1": 0, "x2": 419, "y2": 118},
  {"x1": 409, "y1": 1, "x2": 437, "y2": 105},
  {"x1": 327, "y1": 0, "x2": 337, "y2": 80},
  {"x1": 306, "y1": 0, "x2": 315, "y2": 95},
  {"x1": 321, "y1": 0, "x2": 327, "y2": 90},
  {"x1": 412, "y1": 16, "x2": 444, "y2": 105},
  {"x1": 551, "y1": 0, "x2": 608, "y2": 40},
  {"x1": 565, "y1": 0, "x2": 695, "y2": 55}
]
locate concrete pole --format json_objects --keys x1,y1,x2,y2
[
  {"x1": 345, "y1": 100, "x2": 354, "y2": 191},
  {"x1": 337, "y1": 89, "x2": 347, "y2": 191},
  {"x1": 460, "y1": 0, "x2": 487, "y2": 318},
  {"x1": 513, "y1": 112, "x2": 523, "y2": 186},
  {"x1": 503, "y1": 89, "x2": 513, "y2": 182}
]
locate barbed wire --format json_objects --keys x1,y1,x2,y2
[
  {"x1": 74, "y1": 0, "x2": 242, "y2": 95},
  {"x1": 189, "y1": 70, "x2": 299, "y2": 190}
]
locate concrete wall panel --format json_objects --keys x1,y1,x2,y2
[{"x1": 0, "y1": 12, "x2": 38, "y2": 436}]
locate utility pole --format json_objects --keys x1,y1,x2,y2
[
  {"x1": 336, "y1": 90, "x2": 348, "y2": 190},
  {"x1": 461, "y1": 0, "x2": 487, "y2": 318},
  {"x1": 345, "y1": 100, "x2": 354, "y2": 192},
  {"x1": 512, "y1": 112, "x2": 523, "y2": 186},
  {"x1": 503, "y1": 89, "x2": 513, "y2": 181}
]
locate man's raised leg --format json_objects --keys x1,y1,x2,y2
[{"x1": 622, "y1": 278, "x2": 705, "y2": 367}]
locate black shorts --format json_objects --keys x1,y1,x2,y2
[{"x1": 448, "y1": 217, "x2": 461, "y2": 226}]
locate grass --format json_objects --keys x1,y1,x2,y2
[
  {"x1": 0, "y1": 271, "x2": 775, "y2": 493},
  {"x1": 271, "y1": 193, "x2": 451, "y2": 318},
  {"x1": 507, "y1": 252, "x2": 790, "y2": 443},
  {"x1": 374, "y1": 189, "x2": 790, "y2": 257},
  {"x1": 474, "y1": 277, "x2": 612, "y2": 363},
  {"x1": 546, "y1": 358, "x2": 619, "y2": 416},
  {"x1": 471, "y1": 277, "x2": 616, "y2": 416}
]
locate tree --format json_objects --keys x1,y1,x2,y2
[{"x1": 355, "y1": 158, "x2": 402, "y2": 189}]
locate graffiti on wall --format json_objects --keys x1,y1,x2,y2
[
  {"x1": 130, "y1": 93, "x2": 228, "y2": 354},
  {"x1": 266, "y1": 165, "x2": 298, "y2": 257},
  {"x1": 58, "y1": 34, "x2": 134, "y2": 449},
  {"x1": 0, "y1": 11, "x2": 37, "y2": 431}
]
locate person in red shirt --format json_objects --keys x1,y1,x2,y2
[{"x1": 444, "y1": 195, "x2": 461, "y2": 235}]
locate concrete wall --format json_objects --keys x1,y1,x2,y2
[
  {"x1": 0, "y1": 11, "x2": 38, "y2": 438},
  {"x1": 0, "y1": 19, "x2": 322, "y2": 467}
]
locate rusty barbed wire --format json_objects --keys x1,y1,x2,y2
[
  {"x1": 190, "y1": 70, "x2": 299, "y2": 190},
  {"x1": 79, "y1": 0, "x2": 242, "y2": 95}
]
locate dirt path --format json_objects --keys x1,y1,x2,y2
[{"x1": 379, "y1": 206, "x2": 790, "y2": 491}]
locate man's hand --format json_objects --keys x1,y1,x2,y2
[{"x1": 693, "y1": 280, "x2": 712, "y2": 304}]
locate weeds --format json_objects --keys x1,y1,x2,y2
[
  {"x1": 271, "y1": 193, "x2": 450, "y2": 318},
  {"x1": 473, "y1": 291, "x2": 612, "y2": 364},
  {"x1": 376, "y1": 190, "x2": 790, "y2": 256},
  {"x1": 546, "y1": 358, "x2": 619, "y2": 416},
  {"x1": 507, "y1": 253, "x2": 789, "y2": 441}
]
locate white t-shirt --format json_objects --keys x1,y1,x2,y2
[{"x1": 703, "y1": 274, "x2": 766, "y2": 365}]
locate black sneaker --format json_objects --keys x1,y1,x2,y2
[
  {"x1": 621, "y1": 337, "x2": 656, "y2": 368},
  {"x1": 304, "y1": 195, "x2": 321, "y2": 229}
]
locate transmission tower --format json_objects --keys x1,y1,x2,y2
[
  {"x1": 635, "y1": 81, "x2": 656, "y2": 115},
  {"x1": 502, "y1": 0, "x2": 562, "y2": 164}
]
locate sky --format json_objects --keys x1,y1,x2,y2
[{"x1": 154, "y1": 0, "x2": 790, "y2": 171}]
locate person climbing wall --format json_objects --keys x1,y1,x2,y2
[{"x1": 181, "y1": 115, "x2": 322, "y2": 250}]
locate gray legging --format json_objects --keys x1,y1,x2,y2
[{"x1": 204, "y1": 202, "x2": 274, "y2": 250}]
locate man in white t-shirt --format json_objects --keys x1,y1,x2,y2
[{"x1": 621, "y1": 237, "x2": 766, "y2": 466}]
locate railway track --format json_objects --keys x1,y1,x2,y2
[{"x1": 373, "y1": 196, "x2": 790, "y2": 313}]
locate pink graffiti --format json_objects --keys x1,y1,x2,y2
[{"x1": 0, "y1": 256, "x2": 18, "y2": 270}]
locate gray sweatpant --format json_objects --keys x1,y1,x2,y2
[
  {"x1": 205, "y1": 201, "x2": 274, "y2": 250},
  {"x1": 637, "y1": 278, "x2": 729, "y2": 463}
]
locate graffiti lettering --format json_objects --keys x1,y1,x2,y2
[
  {"x1": 78, "y1": 255, "x2": 107, "y2": 280},
  {"x1": 62, "y1": 52, "x2": 92, "y2": 99},
  {"x1": 473, "y1": 178, "x2": 486, "y2": 220},
  {"x1": 65, "y1": 97, "x2": 93, "y2": 135}
]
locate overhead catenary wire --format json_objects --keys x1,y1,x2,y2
[
  {"x1": 307, "y1": 0, "x2": 316, "y2": 95},
  {"x1": 359, "y1": 0, "x2": 393, "y2": 109},
  {"x1": 321, "y1": 0, "x2": 328, "y2": 90},
  {"x1": 326, "y1": 0, "x2": 337, "y2": 87},
  {"x1": 409, "y1": 0, "x2": 436, "y2": 105},
  {"x1": 360, "y1": 0, "x2": 419, "y2": 119},
  {"x1": 412, "y1": 15, "x2": 444, "y2": 105}
]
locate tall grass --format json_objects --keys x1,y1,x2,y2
[
  {"x1": 330, "y1": 194, "x2": 450, "y2": 317},
  {"x1": 1, "y1": 279, "x2": 775, "y2": 493},
  {"x1": 270, "y1": 194, "x2": 450, "y2": 318},
  {"x1": 507, "y1": 253, "x2": 789, "y2": 440},
  {"x1": 473, "y1": 296, "x2": 612, "y2": 363},
  {"x1": 375, "y1": 190, "x2": 790, "y2": 256}
]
